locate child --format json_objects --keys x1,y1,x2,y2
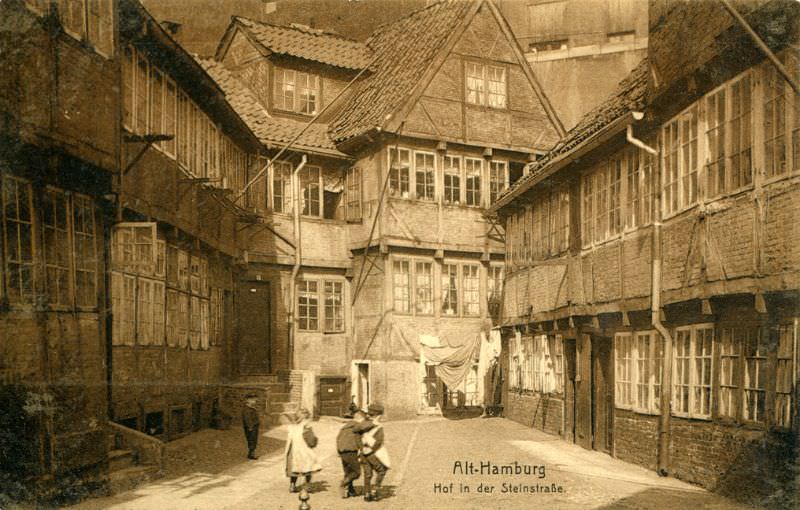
[
  {"x1": 336, "y1": 409, "x2": 367, "y2": 498},
  {"x1": 284, "y1": 408, "x2": 321, "y2": 493},
  {"x1": 361, "y1": 403, "x2": 390, "y2": 502},
  {"x1": 242, "y1": 394, "x2": 260, "y2": 460}
]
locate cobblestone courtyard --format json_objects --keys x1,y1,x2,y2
[{"x1": 65, "y1": 416, "x2": 754, "y2": 510}]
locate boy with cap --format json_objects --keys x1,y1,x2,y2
[
  {"x1": 361, "y1": 403, "x2": 390, "y2": 502},
  {"x1": 242, "y1": 393, "x2": 260, "y2": 460},
  {"x1": 336, "y1": 408, "x2": 369, "y2": 498}
]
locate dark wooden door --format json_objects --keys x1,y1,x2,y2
[
  {"x1": 236, "y1": 281, "x2": 271, "y2": 375},
  {"x1": 564, "y1": 338, "x2": 577, "y2": 443},
  {"x1": 592, "y1": 338, "x2": 613, "y2": 453},
  {"x1": 575, "y1": 334, "x2": 593, "y2": 450},
  {"x1": 319, "y1": 376, "x2": 349, "y2": 417}
]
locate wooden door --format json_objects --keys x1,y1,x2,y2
[
  {"x1": 564, "y1": 338, "x2": 577, "y2": 443},
  {"x1": 319, "y1": 376, "x2": 349, "y2": 416},
  {"x1": 236, "y1": 281, "x2": 271, "y2": 375},
  {"x1": 575, "y1": 334, "x2": 593, "y2": 449},
  {"x1": 592, "y1": 338, "x2": 613, "y2": 453}
]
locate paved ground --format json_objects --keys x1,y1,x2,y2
[{"x1": 69, "y1": 416, "x2": 753, "y2": 510}]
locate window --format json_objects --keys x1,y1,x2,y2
[
  {"x1": 775, "y1": 323, "x2": 795, "y2": 429},
  {"x1": 345, "y1": 166, "x2": 362, "y2": 222},
  {"x1": 112, "y1": 223, "x2": 156, "y2": 276},
  {"x1": 324, "y1": 281, "x2": 344, "y2": 333},
  {"x1": 275, "y1": 68, "x2": 319, "y2": 115},
  {"x1": 444, "y1": 156, "x2": 462, "y2": 205},
  {"x1": 137, "y1": 278, "x2": 155, "y2": 346},
  {"x1": 189, "y1": 296, "x2": 201, "y2": 349},
  {"x1": 392, "y1": 259, "x2": 411, "y2": 314},
  {"x1": 662, "y1": 120, "x2": 679, "y2": 215},
  {"x1": 441, "y1": 264, "x2": 459, "y2": 316},
  {"x1": 764, "y1": 63, "x2": 787, "y2": 178},
  {"x1": 615, "y1": 333, "x2": 634, "y2": 409},
  {"x1": 680, "y1": 106, "x2": 699, "y2": 207},
  {"x1": 299, "y1": 166, "x2": 321, "y2": 217},
  {"x1": 166, "y1": 289, "x2": 178, "y2": 347},
  {"x1": 135, "y1": 52, "x2": 149, "y2": 135},
  {"x1": 548, "y1": 188, "x2": 569, "y2": 255},
  {"x1": 150, "y1": 68, "x2": 165, "y2": 152},
  {"x1": 123, "y1": 46, "x2": 134, "y2": 130},
  {"x1": 730, "y1": 75, "x2": 753, "y2": 188},
  {"x1": 414, "y1": 261, "x2": 433, "y2": 315},
  {"x1": 672, "y1": 325, "x2": 713, "y2": 419},
  {"x1": 164, "y1": 79, "x2": 177, "y2": 157},
  {"x1": 271, "y1": 160, "x2": 292, "y2": 213},
  {"x1": 718, "y1": 327, "x2": 741, "y2": 420},
  {"x1": 462, "y1": 264, "x2": 480, "y2": 317},
  {"x1": 73, "y1": 194, "x2": 97, "y2": 307},
  {"x1": 489, "y1": 161, "x2": 508, "y2": 204},
  {"x1": 58, "y1": 0, "x2": 113, "y2": 55},
  {"x1": 465, "y1": 62, "x2": 506, "y2": 109},
  {"x1": 487, "y1": 265, "x2": 503, "y2": 302},
  {"x1": 415, "y1": 152, "x2": 435, "y2": 201},
  {"x1": 177, "y1": 92, "x2": 190, "y2": 168},
  {"x1": 465, "y1": 158, "x2": 482, "y2": 206},
  {"x1": 706, "y1": 88, "x2": 726, "y2": 197},
  {"x1": 3, "y1": 176, "x2": 35, "y2": 304},
  {"x1": 111, "y1": 272, "x2": 136, "y2": 346},
  {"x1": 59, "y1": 0, "x2": 86, "y2": 39},
  {"x1": 635, "y1": 331, "x2": 662, "y2": 413},
  {"x1": 388, "y1": 148, "x2": 410, "y2": 198},
  {"x1": 298, "y1": 280, "x2": 319, "y2": 331},
  {"x1": 582, "y1": 161, "x2": 620, "y2": 245},
  {"x1": 511, "y1": 334, "x2": 562, "y2": 393},
  {"x1": 743, "y1": 328, "x2": 767, "y2": 423},
  {"x1": 43, "y1": 189, "x2": 71, "y2": 307},
  {"x1": 625, "y1": 144, "x2": 655, "y2": 229}
]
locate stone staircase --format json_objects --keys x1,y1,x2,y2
[
  {"x1": 105, "y1": 424, "x2": 163, "y2": 494},
  {"x1": 235, "y1": 374, "x2": 299, "y2": 426}
]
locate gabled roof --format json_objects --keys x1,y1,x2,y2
[
  {"x1": 197, "y1": 58, "x2": 350, "y2": 159},
  {"x1": 226, "y1": 17, "x2": 373, "y2": 71},
  {"x1": 328, "y1": 0, "x2": 563, "y2": 149},
  {"x1": 327, "y1": 0, "x2": 476, "y2": 144},
  {"x1": 491, "y1": 58, "x2": 649, "y2": 211}
]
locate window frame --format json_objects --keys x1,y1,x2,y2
[
  {"x1": 465, "y1": 61, "x2": 507, "y2": 110},
  {"x1": 274, "y1": 67, "x2": 320, "y2": 115},
  {"x1": 672, "y1": 324, "x2": 714, "y2": 420}
]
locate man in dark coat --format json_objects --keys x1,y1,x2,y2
[
  {"x1": 242, "y1": 394, "x2": 260, "y2": 460},
  {"x1": 336, "y1": 409, "x2": 370, "y2": 498}
]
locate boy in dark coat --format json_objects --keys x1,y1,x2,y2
[
  {"x1": 336, "y1": 409, "x2": 370, "y2": 498},
  {"x1": 242, "y1": 394, "x2": 260, "y2": 460}
]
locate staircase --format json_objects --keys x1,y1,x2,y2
[
  {"x1": 105, "y1": 424, "x2": 163, "y2": 494},
  {"x1": 234, "y1": 374, "x2": 300, "y2": 426}
]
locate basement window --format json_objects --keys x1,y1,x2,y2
[{"x1": 145, "y1": 411, "x2": 164, "y2": 436}]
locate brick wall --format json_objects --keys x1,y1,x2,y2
[
  {"x1": 504, "y1": 392, "x2": 563, "y2": 437},
  {"x1": 613, "y1": 409, "x2": 659, "y2": 471}
]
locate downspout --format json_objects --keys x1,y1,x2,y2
[
  {"x1": 627, "y1": 115, "x2": 672, "y2": 476},
  {"x1": 288, "y1": 155, "x2": 307, "y2": 371}
]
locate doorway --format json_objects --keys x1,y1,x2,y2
[
  {"x1": 592, "y1": 338, "x2": 613, "y2": 454},
  {"x1": 352, "y1": 361, "x2": 370, "y2": 410},
  {"x1": 564, "y1": 338, "x2": 577, "y2": 443},
  {"x1": 236, "y1": 280, "x2": 271, "y2": 375}
]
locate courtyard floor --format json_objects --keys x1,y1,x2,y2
[{"x1": 67, "y1": 415, "x2": 753, "y2": 510}]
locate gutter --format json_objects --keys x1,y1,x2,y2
[
  {"x1": 490, "y1": 111, "x2": 635, "y2": 213},
  {"x1": 626, "y1": 116, "x2": 672, "y2": 476},
  {"x1": 288, "y1": 155, "x2": 308, "y2": 371}
]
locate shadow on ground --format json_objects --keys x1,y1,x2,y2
[{"x1": 441, "y1": 407, "x2": 483, "y2": 420}]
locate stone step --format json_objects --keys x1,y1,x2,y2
[
  {"x1": 107, "y1": 432, "x2": 120, "y2": 452},
  {"x1": 108, "y1": 449, "x2": 135, "y2": 473},
  {"x1": 107, "y1": 465, "x2": 159, "y2": 495}
]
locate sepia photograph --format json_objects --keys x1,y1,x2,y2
[{"x1": 0, "y1": 0, "x2": 798, "y2": 508}]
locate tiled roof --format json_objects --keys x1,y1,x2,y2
[
  {"x1": 328, "y1": 0, "x2": 475, "y2": 143},
  {"x1": 233, "y1": 17, "x2": 372, "y2": 71},
  {"x1": 197, "y1": 58, "x2": 349, "y2": 158},
  {"x1": 493, "y1": 58, "x2": 649, "y2": 207}
]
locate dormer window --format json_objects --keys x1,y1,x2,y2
[
  {"x1": 465, "y1": 62, "x2": 506, "y2": 109},
  {"x1": 275, "y1": 68, "x2": 319, "y2": 115}
]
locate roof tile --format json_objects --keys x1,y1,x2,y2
[{"x1": 234, "y1": 17, "x2": 372, "y2": 71}]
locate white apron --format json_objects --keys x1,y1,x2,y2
[
  {"x1": 284, "y1": 423, "x2": 322, "y2": 476},
  {"x1": 362, "y1": 424, "x2": 391, "y2": 469}
]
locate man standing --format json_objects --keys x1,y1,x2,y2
[{"x1": 242, "y1": 393, "x2": 260, "y2": 460}]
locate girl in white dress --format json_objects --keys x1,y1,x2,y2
[{"x1": 284, "y1": 408, "x2": 322, "y2": 493}]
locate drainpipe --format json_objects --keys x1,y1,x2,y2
[
  {"x1": 626, "y1": 115, "x2": 672, "y2": 476},
  {"x1": 288, "y1": 155, "x2": 308, "y2": 371}
]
